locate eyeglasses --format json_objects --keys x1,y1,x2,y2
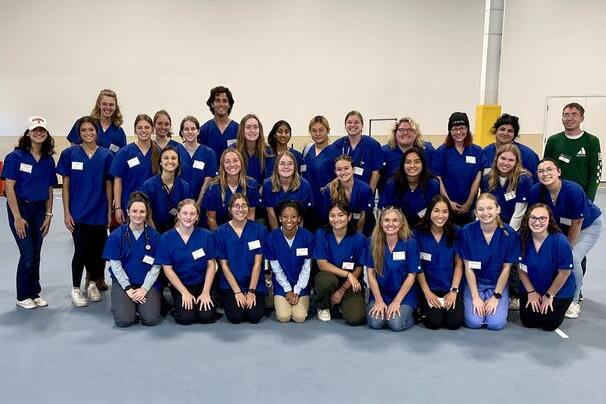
[
  {"x1": 396, "y1": 128, "x2": 415, "y2": 133},
  {"x1": 537, "y1": 167, "x2": 556, "y2": 175},
  {"x1": 232, "y1": 204, "x2": 249, "y2": 210},
  {"x1": 529, "y1": 216, "x2": 548, "y2": 224},
  {"x1": 450, "y1": 126, "x2": 468, "y2": 133}
]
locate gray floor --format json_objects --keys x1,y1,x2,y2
[{"x1": 1, "y1": 191, "x2": 605, "y2": 404}]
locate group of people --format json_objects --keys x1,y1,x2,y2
[{"x1": 1, "y1": 86, "x2": 602, "y2": 333}]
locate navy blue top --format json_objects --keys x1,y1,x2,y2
[
  {"x1": 483, "y1": 142, "x2": 540, "y2": 182},
  {"x1": 197, "y1": 119, "x2": 239, "y2": 167},
  {"x1": 332, "y1": 135, "x2": 385, "y2": 184},
  {"x1": 313, "y1": 228, "x2": 368, "y2": 271},
  {"x1": 480, "y1": 174, "x2": 532, "y2": 224},
  {"x1": 379, "y1": 141, "x2": 435, "y2": 192},
  {"x1": 261, "y1": 177, "x2": 314, "y2": 210},
  {"x1": 378, "y1": 177, "x2": 440, "y2": 228},
  {"x1": 265, "y1": 148, "x2": 305, "y2": 176},
  {"x1": 201, "y1": 178, "x2": 261, "y2": 226},
  {"x1": 319, "y1": 179, "x2": 374, "y2": 221},
  {"x1": 109, "y1": 143, "x2": 155, "y2": 209},
  {"x1": 175, "y1": 143, "x2": 218, "y2": 200},
  {"x1": 240, "y1": 150, "x2": 273, "y2": 185},
  {"x1": 301, "y1": 143, "x2": 339, "y2": 209},
  {"x1": 140, "y1": 175, "x2": 193, "y2": 232},
  {"x1": 432, "y1": 144, "x2": 486, "y2": 204},
  {"x1": 67, "y1": 120, "x2": 126, "y2": 152},
  {"x1": 1, "y1": 149, "x2": 57, "y2": 201},
  {"x1": 414, "y1": 228, "x2": 460, "y2": 292}
]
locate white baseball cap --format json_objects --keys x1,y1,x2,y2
[{"x1": 27, "y1": 116, "x2": 48, "y2": 131}]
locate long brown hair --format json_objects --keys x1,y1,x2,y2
[
  {"x1": 519, "y1": 203, "x2": 561, "y2": 256},
  {"x1": 370, "y1": 207, "x2": 412, "y2": 276},
  {"x1": 91, "y1": 89, "x2": 123, "y2": 127},
  {"x1": 486, "y1": 143, "x2": 530, "y2": 193},
  {"x1": 134, "y1": 114, "x2": 160, "y2": 175},
  {"x1": 236, "y1": 114, "x2": 269, "y2": 175}
]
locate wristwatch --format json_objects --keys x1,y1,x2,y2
[
  {"x1": 545, "y1": 292, "x2": 553, "y2": 299},
  {"x1": 493, "y1": 292, "x2": 502, "y2": 299},
  {"x1": 450, "y1": 287, "x2": 459, "y2": 293}
]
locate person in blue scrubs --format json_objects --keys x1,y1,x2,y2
[
  {"x1": 156, "y1": 199, "x2": 217, "y2": 325},
  {"x1": 57, "y1": 116, "x2": 113, "y2": 307},
  {"x1": 214, "y1": 193, "x2": 267, "y2": 324},
  {"x1": 102, "y1": 192, "x2": 162, "y2": 327},
  {"x1": 235, "y1": 113, "x2": 273, "y2": 185},
  {"x1": 518, "y1": 204, "x2": 574, "y2": 331},
  {"x1": 264, "y1": 201, "x2": 314, "y2": 323},
  {"x1": 379, "y1": 147, "x2": 440, "y2": 228},
  {"x1": 301, "y1": 115, "x2": 339, "y2": 231},
  {"x1": 379, "y1": 117, "x2": 435, "y2": 193},
  {"x1": 366, "y1": 207, "x2": 420, "y2": 331},
  {"x1": 313, "y1": 202, "x2": 367, "y2": 325},
  {"x1": 432, "y1": 112, "x2": 486, "y2": 225},
  {"x1": 198, "y1": 86, "x2": 238, "y2": 166},
  {"x1": 67, "y1": 89, "x2": 127, "y2": 152},
  {"x1": 319, "y1": 155, "x2": 375, "y2": 236},
  {"x1": 528, "y1": 158, "x2": 602, "y2": 319},
  {"x1": 459, "y1": 193, "x2": 520, "y2": 330},
  {"x1": 262, "y1": 151, "x2": 313, "y2": 229},
  {"x1": 202, "y1": 149, "x2": 260, "y2": 229},
  {"x1": 415, "y1": 195, "x2": 464, "y2": 330},
  {"x1": 266, "y1": 120, "x2": 304, "y2": 174},
  {"x1": 483, "y1": 114, "x2": 539, "y2": 182},
  {"x1": 153, "y1": 110, "x2": 181, "y2": 150},
  {"x1": 2, "y1": 116, "x2": 57, "y2": 309},
  {"x1": 110, "y1": 114, "x2": 160, "y2": 225},
  {"x1": 331, "y1": 110, "x2": 384, "y2": 192}
]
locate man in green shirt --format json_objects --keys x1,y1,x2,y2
[{"x1": 544, "y1": 102, "x2": 602, "y2": 200}]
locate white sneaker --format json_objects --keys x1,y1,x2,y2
[
  {"x1": 71, "y1": 288, "x2": 88, "y2": 307},
  {"x1": 87, "y1": 283, "x2": 102, "y2": 302},
  {"x1": 565, "y1": 302, "x2": 580, "y2": 319},
  {"x1": 317, "y1": 309, "x2": 331, "y2": 322},
  {"x1": 508, "y1": 297, "x2": 520, "y2": 311},
  {"x1": 33, "y1": 297, "x2": 48, "y2": 307},
  {"x1": 16, "y1": 298, "x2": 37, "y2": 309}
]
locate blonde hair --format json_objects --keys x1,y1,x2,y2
[
  {"x1": 91, "y1": 89, "x2": 123, "y2": 127},
  {"x1": 475, "y1": 193, "x2": 506, "y2": 232},
  {"x1": 236, "y1": 114, "x2": 269, "y2": 175},
  {"x1": 326, "y1": 155, "x2": 354, "y2": 205},
  {"x1": 387, "y1": 117, "x2": 424, "y2": 149},
  {"x1": 270, "y1": 151, "x2": 301, "y2": 193},
  {"x1": 175, "y1": 198, "x2": 200, "y2": 227},
  {"x1": 308, "y1": 115, "x2": 330, "y2": 133},
  {"x1": 370, "y1": 208, "x2": 412, "y2": 276},
  {"x1": 487, "y1": 143, "x2": 530, "y2": 193},
  {"x1": 212, "y1": 149, "x2": 249, "y2": 203}
]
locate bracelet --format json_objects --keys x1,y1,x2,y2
[
  {"x1": 45, "y1": 212, "x2": 53, "y2": 217},
  {"x1": 114, "y1": 207, "x2": 122, "y2": 211},
  {"x1": 235, "y1": 291, "x2": 243, "y2": 295},
  {"x1": 248, "y1": 289, "x2": 256, "y2": 294},
  {"x1": 527, "y1": 290, "x2": 536, "y2": 294}
]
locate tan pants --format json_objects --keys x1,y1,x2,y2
[{"x1": 274, "y1": 295, "x2": 310, "y2": 323}]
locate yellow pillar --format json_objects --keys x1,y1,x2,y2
[{"x1": 475, "y1": 104, "x2": 501, "y2": 147}]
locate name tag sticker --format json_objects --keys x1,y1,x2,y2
[
  {"x1": 193, "y1": 160, "x2": 205, "y2": 170},
  {"x1": 109, "y1": 144, "x2": 120, "y2": 153},
  {"x1": 558, "y1": 154, "x2": 571, "y2": 164},
  {"x1": 127, "y1": 157, "x2": 140, "y2": 168},
  {"x1": 300, "y1": 164, "x2": 307, "y2": 173},
  {"x1": 468, "y1": 260, "x2": 482, "y2": 270},
  {"x1": 71, "y1": 161, "x2": 84, "y2": 170},
  {"x1": 142, "y1": 255, "x2": 155, "y2": 265},
  {"x1": 353, "y1": 166, "x2": 364, "y2": 176},
  {"x1": 296, "y1": 248, "x2": 308, "y2": 256},
  {"x1": 227, "y1": 139, "x2": 236, "y2": 147},
  {"x1": 519, "y1": 263, "x2": 528, "y2": 273},
  {"x1": 560, "y1": 217, "x2": 572, "y2": 226},
  {"x1": 418, "y1": 208, "x2": 427, "y2": 218},
  {"x1": 504, "y1": 191, "x2": 516, "y2": 201},
  {"x1": 19, "y1": 163, "x2": 33, "y2": 173},
  {"x1": 192, "y1": 248, "x2": 206, "y2": 260},
  {"x1": 342, "y1": 262, "x2": 354, "y2": 270},
  {"x1": 420, "y1": 252, "x2": 432, "y2": 261},
  {"x1": 248, "y1": 240, "x2": 261, "y2": 250},
  {"x1": 466, "y1": 156, "x2": 476, "y2": 164},
  {"x1": 393, "y1": 251, "x2": 406, "y2": 261},
  {"x1": 483, "y1": 167, "x2": 491, "y2": 176},
  {"x1": 353, "y1": 213, "x2": 362, "y2": 220}
]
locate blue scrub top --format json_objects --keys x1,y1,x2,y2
[
  {"x1": 176, "y1": 143, "x2": 218, "y2": 200},
  {"x1": 365, "y1": 238, "x2": 421, "y2": 307},
  {"x1": 264, "y1": 227, "x2": 314, "y2": 296},
  {"x1": 214, "y1": 220, "x2": 268, "y2": 292},
  {"x1": 379, "y1": 141, "x2": 435, "y2": 192},
  {"x1": 261, "y1": 177, "x2": 314, "y2": 210},
  {"x1": 109, "y1": 143, "x2": 155, "y2": 209},
  {"x1": 241, "y1": 151, "x2": 273, "y2": 185},
  {"x1": 301, "y1": 143, "x2": 339, "y2": 209},
  {"x1": 528, "y1": 179, "x2": 601, "y2": 232},
  {"x1": 103, "y1": 224, "x2": 161, "y2": 291},
  {"x1": 1, "y1": 149, "x2": 57, "y2": 201},
  {"x1": 140, "y1": 175, "x2": 192, "y2": 232},
  {"x1": 457, "y1": 221, "x2": 520, "y2": 286},
  {"x1": 67, "y1": 120, "x2": 127, "y2": 152},
  {"x1": 378, "y1": 177, "x2": 440, "y2": 228},
  {"x1": 319, "y1": 179, "x2": 374, "y2": 220},
  {"x1": 156, "y1": 139, "x2": 181, "y2": 150},
  {"x1": 432, "y1": 144, "x2": 486, "y2": 204},
  {"x1": 483, "y1": 142, "x2": 540, "y2": 182},
  {"x1": 265, "y1": 148, "x2": 305, "y2": 176},
  {"x1": 56, "y1": 146, "x2": 113, "y2": 225},
  {"x1": 520, "y1": 232, "x2": 575, "y2": 298},
  {"x1": 414, "y1": 228, "x2": 460, "y2": 293},
  {"x1": 155, "y1": 227, "x2": 216, "y2": 286},
  {"x1": 480, "y1": 173, "x2": 532, "y2": 224},
  {"x1": 313, "y1": 228, "x2": 368, "y2": 271},
  {"x1": 332, "y1": 135, "x2": 385, "y2": 184},
  {"x1": 197, "y1": 119, "x2": 239, "y2": 167},
  {"x1": 201, "y1": 178, "x2": 261, "y2": 226}
]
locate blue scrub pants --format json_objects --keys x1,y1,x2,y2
[
  {"x1": 366, "y1": 302, "x2": 415, "y2": 331},
  {"x1": 464, "y1": 285, "x2": 509, "y2": 330},
  {"x1": 572, "y1": 215, "x2": 602, "y2": 303},
  {"x1": 7, "y1": 200, "x2": 46, "y2": 301}
]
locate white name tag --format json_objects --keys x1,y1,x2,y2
[
  {"x1": 142, "y1": 255, "x2": 155, "y2": 265},
  {"x1": 191, "y1": 248, "x2": 206, "y2": 260},
  {"x1": 420, "y1": 252, "x2": 432, "y2": 261},
  {"x1": 468, "y1": 260, "x2": 482, "y2": 270},
  {"x1": 466, "y1": 156, "x2": 476, "y2": 164},
  {"x1": 127, "y1": 157, "x2": 140, "y2": 168},
  {"x1": 71, "y1": 161, "x2": 84, "y2": 171},
  {"x1": 248, "y1": 240, "x2": 261, "y2": 250},
  {"x1": 296, "y1": 248, "x2": 308, "y2": 256},
  {"x1": 560, "y1": 217, "x2": 572, "y2": 226},
  {"x1": 519, "y1": 263, "x2": 528, "y2": 273},
  {"x1": 109, "y1": 144, "x2": 120, "y2": 153},
  {"x1": 300, "y1": 164, "x2": 307, "y2": 173},
  {"x1": 558, "y1": 154, "x2": 571, "y2": 164},
  {"x1": 19, "y1": 163, "x2": 33, "y2": 173},
  {"x1": 353, "y1": 213, "x2": 362, "y2": 220},
  {"x1": 418, "y1": 208, "x2": 427, "y2": 218},
  {"x1": 227, "y1": 139, "x2": 236, "y2": 147},
  {"x1": 504, "y1": 191, "x2": 516, "y2": 201},
  {"x1": 193, "y1": 160, "x2": 205, "y2": 170},
  {"x1": 483, "y1": 167, "x2": 492, "y2": 176},
  {"x1": 393, "y1": 251, "x2": 406, "y2": 261},
  {"x1": 342, "y1": 262, "x2": 354, "y2": 270},
  {"x1": 353, "y1": 166, "x2": 364, "y2": 176}
]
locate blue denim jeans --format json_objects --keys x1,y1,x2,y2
[
  {"x1": 572, "y1": 215, "x2": 602, "y2": 303},
  {"x1": 366, "y1": 302, "x2": 415, "y2": 331}
]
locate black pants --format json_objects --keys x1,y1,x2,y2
[
  {"x1": 509, "y1": 263, "x2": 520, "y2": 298},
  {"x1": 221, "y1": 290, "x2": 265, "y2": 324},
  {"x1": 71, "y1": 222, "x2": 107, "y2": 287},
  {"x1": 170, "y1": 285, "x2": 216, "y2": 325},
  {"x1": 519, "y1": 294, "x2": 572, "y2": 331},
  {"x1": 419, "y1": 290, "x2": 464, "y2": 330},
  {"x1": 451, "y1": 210, "x2": 475, "y2": 227}
]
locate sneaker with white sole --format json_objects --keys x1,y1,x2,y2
[
  {"x1": 87, "y1": 283, "x2": 102, "y2": 302},
  {"x1": 71, "y1": 288, "x2": 88, "y2": 307},
  {"x1": 508, "y1": 297, "x2": 520, "y2": 311},
  {"x1": 565, "y1": 302, "x2": 580, "y2": 319},
  {"x1": 317, "y1": 308, "x2": 331, "y2": 322},
  {"x1": 16, "y1": 298, "x2": 37, "y2": 309},
  {"x1": 33, "y1": 297, "x2": 48, "y2": 307}
]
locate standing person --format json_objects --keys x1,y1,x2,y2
[
  {"x1": 153, "y1": 110, "x2": 180, "y2": 150},
  {"x1": 2, "y1": 116, "x2": 57, "y2": 309},
  {"x1": 156, "y1": 199, "x2": 217, "y2": 325},
  {"x1": 102, "y1": 192, "x2": 162, "y2": 327},
  {"x1": 518, "y1": 204, "x2": 575, "y2": 331},
  {"x1": 528, "y1": 159, "x2": 602, "y2": 318},
  {"x1": 366, "y1": 208, "x2": 420, "y2": 332},
  {"x1": 313, "y1": 202, "x2": 367, "y2": 325},
  {"x1": 110, "y1": 114, "x2": 160, "y2": 225},
  {"x1": 57, "y1": 116, "x2": 113, "y2": 307},
  {"x1": 415, "y1": 195, "x2": 464, "y2": 330},
  {"x1": 198, "y1": 86, "x2": 238, "y2": 166},
  {"x1": 214, "y1": 193, "x2": 267, "y2": 324},
  {"x1": 67, "y1": 89, "x2": 127, "y2": 152},
  {"x1": 458, "y1": 193, "x2": 520, "y2": 330},
  {"x1": 432, "y1": 112, "x2": 486, "y2": 225},
  {"x1": 235, "y1": 114, "x2": 272, "y2": 185},
  {"x1": 266, "y1": 120, "x2": 304, "y2": 174},
  {"x1": 332, "y1": 111, "x2": 384, "y2": 192},
  {"x1": 264, "y1": 201, "x2": 314, "y2": 323}
]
